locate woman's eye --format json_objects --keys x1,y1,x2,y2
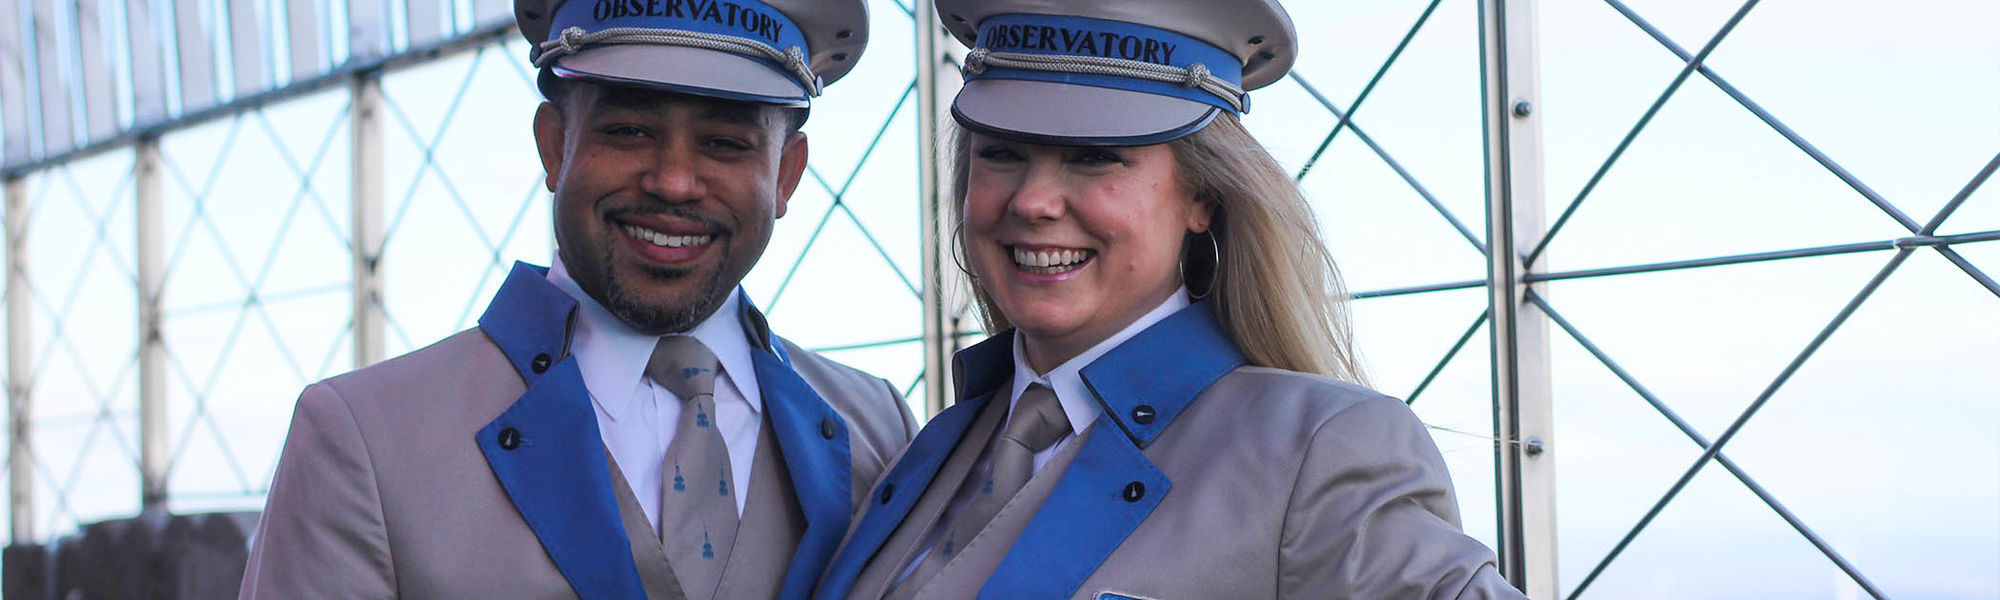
[
  {"x1": 975, "y1": 146, "x2": 1023, "y2": 162},
  {"x1": 1069, "y1": 150, "x2": 1125, "y2": 166}
]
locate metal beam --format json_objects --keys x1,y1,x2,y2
[
  {"x1": 136, "y1": 138, "x2": 166, "y2": 509},
  {"x1": 126, "y1": 0, "x2": 168, "y2": 125},
  {"x1": 914, "y1": 0, "x2": 955, "y2": 418},
  {"x1": 351, "y1": 74, "x2": 384, "y2": 368},
  {"x1": 1, "y1": 0, "x2": 30, "y2": 163},
  {"x1": 5, "y1": 175, "x2": 30, "y2": 542},
  {"x1": 74, "y1": 0, "x2": 118, "y2": 140},
  {"x1": 228, "y1": 0, "x2": 272, "y2": 97},
  {"x1": 1478, "y1": 0, "x2": 1556, "y2": 595},
  {"x1": 32, "y1": 0, "x2": 75, "y2": 154}
]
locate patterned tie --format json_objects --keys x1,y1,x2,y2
[
  {"x1": 890, "y1": 383, "x2": 1071, "y2": 599},
  {"x1": 647, "y1": 336, "x2": 737, "y2": 600}
]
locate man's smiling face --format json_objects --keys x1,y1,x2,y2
[{"x1": 535, "y1": 81, "x2": 808, "y2": 334}]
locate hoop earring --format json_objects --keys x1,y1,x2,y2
[
  {"x1": 1184, "y1": 229, "x2": 1220, "y2": 300},
  {"x1": 950, "y1": 220, "x2": 978, "y2": 282}
]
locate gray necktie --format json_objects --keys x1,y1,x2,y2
[
  {"x1": 647, "y1": 336, "x2": 737, "y2": 600},
  {"x1": 891, "y1": 383, "x2": 1071, "y2": 598}
]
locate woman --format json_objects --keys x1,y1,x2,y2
[{"x1": 814, "y1": 0, "x2": 1524, "y2": 598}]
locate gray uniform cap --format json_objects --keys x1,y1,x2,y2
[
  {"x1": 517, "y1": 0, "x2": 870, "y2": 106},
  {"x1": 936, "y1": 0, "x2": 1297, "y2": 145}
]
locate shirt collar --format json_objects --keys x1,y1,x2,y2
[
  {"x1": 1008, "y1": 287, "x2": 1192, "y2": 437},
  {"x1": 548, "y1": 257, "x2": 764, "y2": 421}
]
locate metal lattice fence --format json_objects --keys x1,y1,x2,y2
[{"x1": 1, "y1": 0, "x2": 1996, "y2": 597}]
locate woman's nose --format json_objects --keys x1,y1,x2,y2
[{"x1": 1006, "y1": 161, "x2": 1068, "y2": 221}]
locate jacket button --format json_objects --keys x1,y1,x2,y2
[
  {"x1": 880, "y1": 484, "x2": 895, "y2": 504},
  {"x1": 530, "y1": 353, "x2": 552, "y2": 374},
  {"x1": 1122, "y1": 481, "x2": 1145, "y2": 502},
  {"x1": 820, "y1": 418, "x2": 836, "y2": 440},
  {"x1": 1131, "y1": 405, "x2": 1157, "y2": 425},
  {"x1": 498, "y1": 428, "x2": 523, "y2": 450}
]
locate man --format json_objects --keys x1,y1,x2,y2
[{"x1": 239, "y1": 1, "x2": 915, "y2": 599}]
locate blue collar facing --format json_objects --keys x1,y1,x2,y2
[
  {"x1": 479, "y1": 263, "x2": 581, "y2": 384},
  {"x1": 952, "y1": 301, "x2": 1245, "y2": 449}
]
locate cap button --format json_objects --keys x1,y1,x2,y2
[
  {"x1": 498, "y1": 428, "x2": 523, "y2": 450},
  {"x1": 530, "y1": 353, "x2": 552, "y2": 374},
  {"x1": 1131, "y1": 405, "x2": 1157, "y2": 425}
]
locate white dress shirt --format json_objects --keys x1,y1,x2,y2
[
  {"x1": 895, "y1": 287, "x2": 1194, "y2": 583},
  {"x1": 548, "y1": 258, "x2": 763, "y2": 525},
  {"x1": 1007, "y1": 287, "x2": 1191, "y2": 473}
]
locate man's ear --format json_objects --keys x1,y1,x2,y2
[
  {"x1": 533, "y1": 102, "x2": 566, "y2": 192},
  {"x1": 774, "y1": 131, "x2": 809, "y2": 219}
]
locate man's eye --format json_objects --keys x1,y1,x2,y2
[
  {"x1": 602, "y1": 125, "x2": 649, "y2": 138},
  {"x1": 705, "y1": 137, "x2": 753, "y2": 151}
]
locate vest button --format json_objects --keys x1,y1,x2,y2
[
  {"x1": 530, "y1": 353, "x2": 552, "y2": 374},
  {"x1": 1122, "y1": 481, "x2": 1146, "y2": 502},
  {"x1": 1131, "y1": 405, "x2": 1157, "y2": 425},
  {"x1": 498, "y1": 428, "x2": 523, "y2": 450},
  {"x1": 880, "y1": 484, "x2": 895, "y2": 504},
  {"x1": 821, "y1": 418, "x2": 837, "y2": 440}
]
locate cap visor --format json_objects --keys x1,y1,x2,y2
[
  {"x1": 553, "y1": 45, "x2": 810, "y2": 106},
  {"x1": 952, "y1": 79, "x2": 1219, "y2": 146}
]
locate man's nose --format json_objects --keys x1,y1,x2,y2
[{"x1": 640, "y1": 142, "x2": 706, "y2": 202}]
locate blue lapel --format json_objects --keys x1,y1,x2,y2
[
  {"x1": 476, "y1": 262, "x2": 646, "y2": 600},
  {"x1": 737, "y1": 294, "x2": 865, "y2": 599},
  {"x1": 983, "y1": 302, "x2": 1245, "y2": 599},
  {"x1": 811, "y1": 331, "x2": 1015, "y2": 600}
]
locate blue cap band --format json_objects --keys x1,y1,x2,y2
[
  {"x1": 968, "y1": 13, "x2": 1245, "y2": 114},
  {"x1": 552, "y1": 0, "x2": 811, "y2": 70}
]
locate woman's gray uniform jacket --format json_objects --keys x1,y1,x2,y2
[{"x1": 814, "y1": 302, "x2": 1524, "y2": 600}]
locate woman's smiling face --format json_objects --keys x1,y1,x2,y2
[{"x1": 961, "y1": 133, "x2": 1211, "y2": 372}]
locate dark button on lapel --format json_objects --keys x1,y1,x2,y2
[
  {"x1": 1131, "y1": 405, "x2": 1157, "y2": 425},
  {"x1": 498, "y1": 428, "x2": 523, "y2": 450},
  {"x1": 530, "y1": 353, "x2": 552, "y2": 374},
  {"x1": 820, "y1": 418, "x2": 836, "y2": 440},
  {"x1": 880, "y1": 483, "x2": 895, "y2": 505},
  {"x1": 1122, "y1": 481, "x2": 1146, "y2": 502}
]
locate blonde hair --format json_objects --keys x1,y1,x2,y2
[{"x1": 950, "y1": 114, "x2": 1368, "y2": 385}]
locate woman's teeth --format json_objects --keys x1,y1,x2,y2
[
  {"x1": 1012, "y1": 247, "x2": 1093, "y2": 274},
  {"x1": 624, "y1": 224, "x2": 711, "y2": 248}
]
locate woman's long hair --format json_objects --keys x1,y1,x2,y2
[{"x1": 950, "y1": 114, "x2": 1368, "y2": 385}]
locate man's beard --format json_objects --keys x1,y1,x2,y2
[{"x1": 571, "y1": 239, "x2": 734, "y2": 336}]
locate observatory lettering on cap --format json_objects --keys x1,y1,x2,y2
[
  {"x1": 967, "y1": 13, "x2": 1244, "y2": 114},
  {"x1": 982, "y1": 23, "x2": 1180, "y2": 65},
  {"x1": 553, "y1": 0, "x2": 810, "y2": 62},
  {"x1": 587, "y1": 0, "x2": 790, "y2": 45}
]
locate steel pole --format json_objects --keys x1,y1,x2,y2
[
  {"x1": 5, "y1": 175, "x2": 30, "y2": 542},
  {"x1": 914, "y1": 0, "x2": 955, "y2": 418},
  {"x1": 136, "y1": 139, "x2": 168, "y2": 509},
  {"x1": 1479, "y1": 0, "x2": 1557, "y2": 595},
  {"x1": 352, "y1": 74, "x2": 386, "y2": 368}
]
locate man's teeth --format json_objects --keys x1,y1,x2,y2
[
  {"x1": 623, "y1": 224, "x2": 711, "y2": 248},
  {"x1": 1012, "y1": 247, "x2": 1092, "y2": 270}
]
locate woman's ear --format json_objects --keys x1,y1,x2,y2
[{"x1": 1187, "y1": 196, "x2": 1218, "y2": 234}]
